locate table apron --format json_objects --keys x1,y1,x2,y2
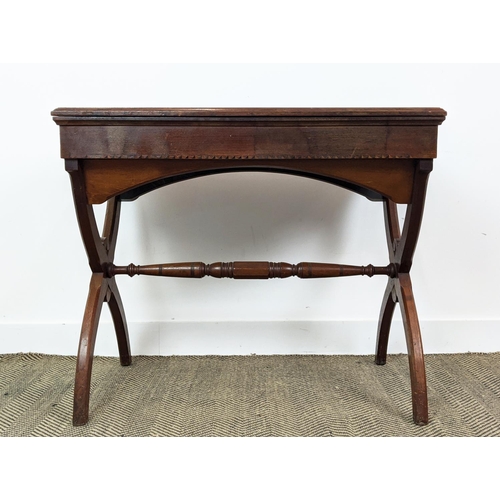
[{"x1": 79, "y1": 158, "x2": 417, "y2": 205}]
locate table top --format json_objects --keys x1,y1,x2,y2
[
  {"x1": 52, "y1": 107, "x2": 447, "y2": 124},
  {"x1": 52, "y1": 107, "x2": 447, "y2": 163}
]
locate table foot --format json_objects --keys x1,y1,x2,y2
[
  {"x1": 395, "y1": 273, "x2": 428, "y2": 425},
  {"x1": 73, "y1": 273, "x2": 108, "y2": 426}
]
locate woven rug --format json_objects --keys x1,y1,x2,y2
[{"x1": 1, "y1": 352, "x2": 499, "y2": 437}]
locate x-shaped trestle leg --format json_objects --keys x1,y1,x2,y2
[
  {"x1": 375, "y1": 160, "x2": 433, "y2": 425},
  {"x1": 66, "y1": 160, "x2": 131, "y2": 426}
]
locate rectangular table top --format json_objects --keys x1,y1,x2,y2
[
  {"x1": 52, "y1": 107, "x2": 447, "y2": 123},
  {"x1": 52, "y1": 107, "x2": 447, "y2": 161}
]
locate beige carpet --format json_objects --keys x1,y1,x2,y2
[{"x1": 1, "y1": 352, "x2": 499, "y2": 437}]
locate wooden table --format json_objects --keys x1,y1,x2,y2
[{"x1": 52, "y1": 107, "x2": 447, "y2": 426}]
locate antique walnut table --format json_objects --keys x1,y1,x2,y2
[{"x1": 52, "y1": 107, "x2": 447, "y2": 426}]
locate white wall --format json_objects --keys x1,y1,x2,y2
[{"x1": 1, "y1": 63, "x2": 499, "y2": 355}]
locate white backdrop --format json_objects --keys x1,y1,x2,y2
[{"x1": 1, "y1": 63, "x2": 499, "y2": 355}]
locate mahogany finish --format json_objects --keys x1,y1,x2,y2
[
  {"x1": 107, "y1": 261, "x2": 397, "y2": 280},
  {"x1": 52, "y1": 107, "x2": 446, "y2": 426}
]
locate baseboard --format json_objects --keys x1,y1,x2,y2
[{"x1": 1, "y1": 320, "x2": 499, "y2": 356}]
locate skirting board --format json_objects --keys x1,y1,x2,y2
[{"x1": 1, "y1": 320, "x2": 499, "y2": 356}]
